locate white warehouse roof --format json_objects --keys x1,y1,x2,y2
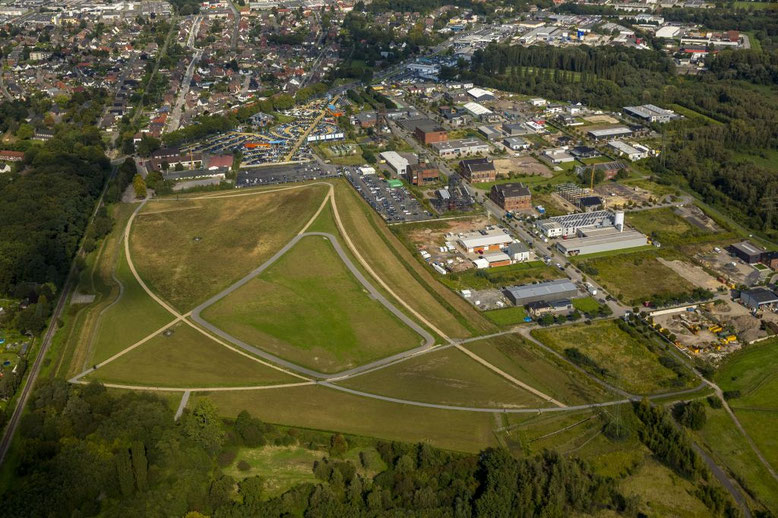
[
  {"x1": 458, "y1": 229, "x2": 513, "y2": 249},
  {"x1": 464, "y1": 102, "x2": 493, "y2": 116}
]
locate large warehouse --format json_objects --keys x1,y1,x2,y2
[
  {"x1": 556, "y1": 227, "x2": 647, "y2": 256},
  {"x1": 457, "y1": 228, "x2": 513, "y2": 253},
  {"x1": 504, "y1": 279, "x2": 579, "y2": 306},
  {"x1": 536, "y1": 210, "x2": 617, "y2": 238}
]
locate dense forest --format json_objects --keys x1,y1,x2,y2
[
  {"x1": 4, "y1": 379, "x2": 724, "y2": 518},
  {"x1": 460, "y1": 44, "x2": 778, "y2": 235},
  {"x1": 0, "y1": 126, "x2": 109, "y2": 295}
]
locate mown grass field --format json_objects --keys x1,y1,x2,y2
[
  {"x1": 339, "y1": 347, "x2": 549, "y2": 408},
  {"x1": 130, "y1": 183, "x2": 328, "y2": 312},
  {"x1": 532, "y1": 320, "x2": 683, "y2": 394},
  {"x1": 577, "y1": 250, "x2": 696, "y2": 306},
  {"x1": 464, "y1": 334, "x2": 611, "y2": 405},
  {"x1": 334, "y1": 181, "x2": 493, "y2": 338},
  {"x1": 203, "y1": 235, "x2": 424, "y2": 374},
  {"x1": 483, "y1": 306, "x2": 528, "y2": 326},
  {"x1": 197, "y1": 385, "x2": 499, "y2": 453},
  {"x1": 572, "y1": 296, "x2": 600, "y2": 314},
  {"x1": 90, "y1": 247, "x2": 174, "y2": 364},
  {"x1": 88, "y1": 322, "x2": 298, "y2": 387}
]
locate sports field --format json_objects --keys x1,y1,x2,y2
[
  {"x1": 339, "y1": 347, "x2": 549, "y2": 408},
  {"x1": 532, "y1": 320, "x2": 684, "y2": 394},
  {"x1": 129, "y1": 184, "x2": 328, "y2": 311},
  {"x1": 87, "y1": 322, "x2": 298, "y2": 387},
  {"x1": 202, "y1": 235, "x2": 425, "y2": 374},
  {"x1": 578, "y1": 251, "x2": 696, "y2": 306}
]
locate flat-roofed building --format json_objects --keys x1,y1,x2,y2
[
  {"x1": 504, "y1": 136, "x2": 530, "y2": 151},
  {"x1": 504, "y1": 279, "x2": 579, "y2": 306},
  {"x1": 608, "y1": 140, "x2": 649, "y2": 161},
  {"x1": 507, "y1": 241, "x2": 530, "y2": 262},
  {"x1": 413, "y1": 120, "x2": 448, "y2": 145},
  {"x1": 623, "y1": 104, "x2": 678, "y2": 123},
  {"x1": 741, "y1": 287, "x2": 778, "y2": 310},
  {"x1": 588, "y1": 126, "x2": 633, "y2": 140},
  {"x1": 536, "y1": 210, "x2": 617, "y2": 237},
  {"x1": 729, "y1": 241, "x2": 763, "y2": 264},
  {"x1": 490, "y1": 182, "x2": 531, "y2": 211},
  {"x1": 379, "y1": 151, "x2": 410, "y2": 176},
  {"x1": 457, "y1": 228, "x2": 513, "y2": 253},
  {"x1": 555, "y1": 227, "x2": 647, "y2": 256},
  {"x1": 432, "y1": 138, "x2": 489, "y2": 159},
  {"x1": 467, "y1": 87, "x2": 495, "y2": 101}
]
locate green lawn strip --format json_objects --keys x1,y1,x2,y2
[
  {"x1": 694, "y1": 407, "x2": 778, "y2": 514},
  {"x1": 203, "y1": 235, "x2": 424, "y2": 374},
  {"x1": 130, "y1": 183, "x2": 329, "y2": 312},
  {"x1": 463, "y1": 334, "x2": 612, "y2": 405},
  {"x1": 197, "y1": 385, "x2": 499, "y2": 453},
  {"x1": 572, "y1": 296, "x2": 600, "y2": 314},
  {"x1": 91, "y1": 247, "x2": 174, "y2": 364},
  {"x1": 338, "y1": 346, "x2": 548, "y2": 408},
  {"x1": 484, "y1": 307, "x2": 528, "y2": 326},
  {"x1": 532, "y1": 320, "x2": 683, "y2": 395},
  {"x1": 88, "y1": 321, "x2": 297, "y2": 388}
]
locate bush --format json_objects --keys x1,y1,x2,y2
[
  {"x1": 707, "y1": 396, "x2": 723, "y2": 409},
  {"x1": 237, "y1": 460, "x2": 251, "y2": 472},
  {"x1": 603, "y1": 420, "x2": 631, "y2": 442},
  {"x1": 722, "y1": 390, "x2": 741, "y2": 400},
  {"x1": 674, "y1": 401, "x2": 707, "y2": 431},
  {"x1": 217, "y1": 449, "x2": 237, "y2": 467}
]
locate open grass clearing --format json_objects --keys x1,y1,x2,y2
[
  {"x1": 734, "y1": 1, "x2": 778, "y2": 8},
  {"x1": 532, "y1": 320, "x2": 684, "y2": 395},
  {"x1": 202, "y1": 235, "x2": 424, "y2": 374},
  {"x1": 620, "y1": 458, "x2": 711, "y2": 518},
  {"x1": 577, "y1": 250, "x2": 697, "y2": 306},
  {"x1": 334, "y1": 180, "x2": 492, "y2": 338},
  {"x1": 87, "y1": 321, "x2": 298, "y2": 388},
  {"x1": 628, "y1": 207, "x2": 718, "y2": 247},
  {"x1": 196, "y1": 385, "x2": 499, "y2": 453},
  {"x1": 464, "y1": 334, "x2": 611, "y2": 405},
  {"x1": 130, "y1": 183, "x2": 328, "y2": 312},
  {"x1": 572, "y1": 296, "x2": 601, "y2": 314},
  {"x1": 225, "y1": 446, "x2": 321, "y2": 497},
  {"x1": 339, "y1": 347, "x2": 549, "y2": 408}
]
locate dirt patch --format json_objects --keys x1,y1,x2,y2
[
  {"x1": 595, "y1": 182, "x2": 660, "y2": 207},
  {"x1": 657, "y1": 258, "x2": 719, "y2": 290},
  {"x1": 583, "y1": 114, "x2": 618, "y2": 124},
  {"x1": 494, "y1": 156, "x2": 552, "y2": 178},
  {"x1": 404, "y1": 216, "x2": 493, "y2": 273}
]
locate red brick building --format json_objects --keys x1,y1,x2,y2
[
  {"x1": 413, "y1": 120, "x2": 448, "y2": 145},
  {"x1": 459, "y1": 157, "x2": 496, "y2": 183},
  {"x1": 407, "y1": 163, "x2": 440, "y2": 185},
  {"x1": 489, "y1": 182, "x2": 532, "y2": 211}
]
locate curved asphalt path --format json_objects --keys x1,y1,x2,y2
[{"x1": 191, "y1": 232, "x2": 436, "y2": 379}]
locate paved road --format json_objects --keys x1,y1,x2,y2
[
  {"x1": 167, "y1": 16, "x2": 203, "y2": 133},
  {"x1": 191, "y1": 231, "x2": 435, "y2": 379}
]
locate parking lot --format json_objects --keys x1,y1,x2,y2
[
  {"x1": 237, "y1": 163, "x2": 338, "y2": 187},
  {"x1": 345, "y1": 168, "x2": 432, "y2": 223}
]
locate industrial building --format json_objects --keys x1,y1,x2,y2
[
  {"x1": 503, "y1": 136, "x2": 530, "y2": 151},
  {"x1": 608, "y1": 140, "x2": 649, "y2": 161},
  {"x1": 457, "y1": 228, "x2": 513, "y2": 253},
  {"x1": 407, "y1": 163, "x2": 439, "y2": 185},
  {"x1": 537, "y1": 210, "x2": 619, "y2": 238},
  {"x1": 503, "y1": 279, "x2": 579, "y2": 306},
  {"x1": 527, "y1": 299, "x2": 574, "y2": 318},
  {"x1": 506, "y1": 241, "x2": 530, "y2": 262},
  {"x1": 623, "y1": 104, "x2": 679, "y2": 123},
  {"x1": 431, "y1": 138, "x2": 489, "y2": 159},
  {"x1": 740, "y1": 287, "x2": 778, "y2": 310},
  {"x1": 587, "y1": 126, "x2": 633, "y2": 141},
  {"x1": 543, "y1": 147, "x2": 575, "y2": 164},
  {"x1": 412, "y1": 120, "x2": 448, "y2": 145},
  {"x1": 379, "y1": 151, "x2": 410, "y2": 177},
  {"x1": 729, "y1": 241, "x2": 764, "y2": 264},
  {"x1": 467, "y1": 87, "x2": 495, "y2": 101},
  {"x1": 555, "y1": 227, "x2": 647, "y2": 256},
  {"x1": 459, "y1": 157, "x2": 496, "y2": 183},
  {"x1": 490, "y1": 182, "x2": 531, "y2": 211},
  {"x1": 473, "y1": 251, "x2": 512, "y2": 269},
  {"x1": 464, "y1": 102, "x2": 496, "y2": 121}
]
